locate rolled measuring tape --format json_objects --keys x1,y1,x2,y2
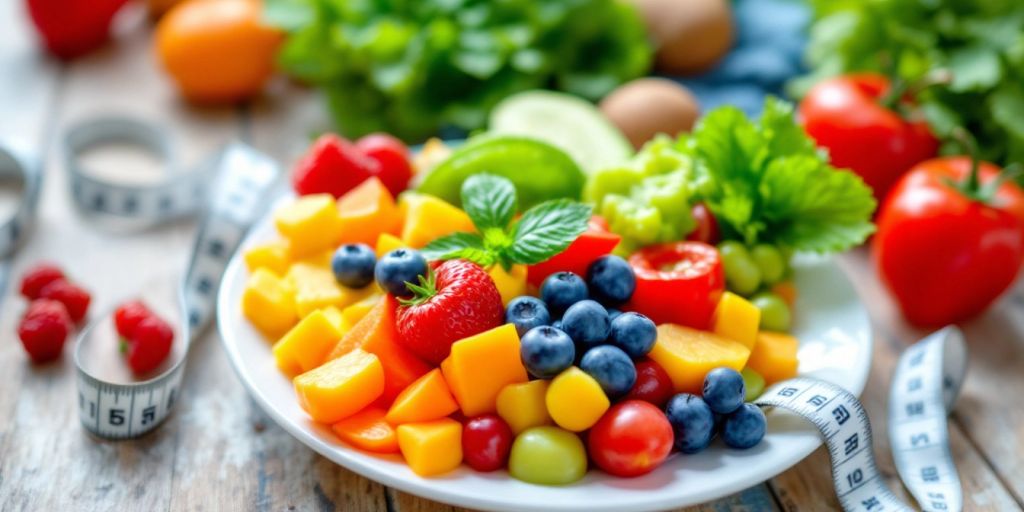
[
  {"x1": 0, "y1": 140, "x2": 43, "y2": 303},
  {"x1": 755, "y1": 326, "x2": 967, "y2": 512},
  {"x1": 65, "y1": 117, "x2": 281, "y2": 440}
]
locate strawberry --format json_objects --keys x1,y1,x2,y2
[
  {"x1": 17, "y1": 299, "x2": 72, "y2": 363},
  {"x1": 38, "y1": 279, "x2": 91, "y2": 323},
  {"x1": 292, "y1": 133, "x2": 378, "y2": 198},
  {"x1": 356, "y1": 133, "x2": 413, "y2": 197},
  {"x1": 114, "y1": 300, "x2": 153, "y2": 338},
  {"x1": 124, "y1": 315, "x2": 174, "y2": 374},
  {"x1": 395, "y1": 259, "x2": 504, "y2": 364},
  {"x1": 19, "y1": 263, "x2": 65, "y2": 299}
]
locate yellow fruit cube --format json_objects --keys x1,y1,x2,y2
[
  {"x1": 244, "y1": 240, "x2": 290, "y2": 275},
  {"x1": 272, "y1": 309, "x2": 345, "y2": 375},
  {"x1": 712, "y1": 292, "x2": 761, "y2": 350},
  {"x1": 340, "y1": 294, "x2": 382, "y2": 330},
  {"x1": 396, "y1": 418, "x2": 463, "y2": 477},
  {"x1": 546, "y1": 367, "x2": 609, "y2": 432},
  {"x1": 747, "y1": 331, "x2": 800, "y2": 385},
  {"x1": 242, "y1": 268, "x2": 297, "y2": 337},
  {"x1": 489, "y1": 264, "x2": 528, "y2": 306},
  {"x1": 649, "y1": 324, "x2": 751, "y2": 394},
  {"x1": 440, "y1": 324, "x2": 529, "y2": 416},
  {"x1": 375, "y1": 232, "x2": 407, "y2": 258},
  {"x1": 274, "y1": 194, "x2": 343, "y2": 258},
  {"x1": 398, "y1": 193, "x2": 475, "y2": 248},
  {"x1": 294, "y1": 348, "x2": 384, "y2": 424},
  {"x1": 286, "y1": 262, "x2": 376, "y2": 318},
  {"x1": 497, "y1": 380, "x2": 551, "y2": 434},
  {"x1": 321, "y1": 306, "x2": 344, "y2": 332},
  {"x1": 296, "y1": 248, "x2": 334, "y2": 269}
]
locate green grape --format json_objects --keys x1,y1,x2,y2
[
  {"x1": 752, "y1": 291, "x2": 791, "y2": 331},
  {"x1": 751, "y1": 244, "x2": 785, "y2": 285},
  {"x1": 742, "y1": 368, "x2": 766, "y2": 401},
  {"x1": 718, "y1": 241, "x2": 762, "y2": 296},
  {"x1": 509, "y1": 426, "x2": 588, "y2": 485}
]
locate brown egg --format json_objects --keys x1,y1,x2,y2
[
  {"x1": 630, "y1": 0, "x2": 734, "y2": 75},
  {"x1": 599, "y1": 78, "x2": 700, "y2": 150}
]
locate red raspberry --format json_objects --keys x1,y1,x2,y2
[
  {"x1": 114, "y1": 300, "x2": 153, "y2": 338},
  {"x1": 38, "y1": 279, "x2": 92, "y2": 323},
  {"x1": 17, "y1": 299, "x2": 72, "y2": 363},
  {"x1": 19, "y1": 263, "x2": 65, "y2": 299},
  {"x1": 125, "y1": 315, "x2": 174, "y2": 374},
  {"x1": 291, "y1": 133, "x2": 378, "y2": 198},
  {"x1": 356, "y1": 133, "x2": 413, "y2": 197}
]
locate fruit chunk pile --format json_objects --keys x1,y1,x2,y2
[{"x1": 241, "y1": 153, "x2": 801, "y2": 484}]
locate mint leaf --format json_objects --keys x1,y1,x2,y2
[
  {"x1": 507, "y1": 199, "x2": 591, "y2": 264},
  {"x1": 421, "y1": 232, "x2": 485, "y2": 261},
  {"x1": 460, "y1": 174, "x2": 517, "y2": 231}
]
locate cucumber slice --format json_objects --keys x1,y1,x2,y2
[
  {"x1": 418, "y1": 136, "x2": 585, "y2": 211},
  {"x1": 489, "y1": 90, "x2": 633, "y2": 174}
]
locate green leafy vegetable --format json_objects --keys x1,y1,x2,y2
[
  {"x1": 681, "y1": 97, "x2": 877, "y2": 253},
  {"x1": 791, "y1": 0, "x2": 1024, "y2": 167},
  {"x1": 422, "y1": 174, "x2": 591, "y2": 268},
  {"x1": 265, "y1": 0, "x2": 652, "y2": 142}
]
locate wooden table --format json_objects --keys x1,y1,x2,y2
[{"x1": 2, "y1": 6, "x2": 1023, "y2": 511}]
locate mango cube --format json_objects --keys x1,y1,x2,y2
[
  {"x1": 375, "y1": 232, "x2": 407, "y2": 258},
  {"x1": 294, "y1": 348, "x2": 384, "y2": 424},
  {"x1": 489, "y1": 264, "x2": 528, "y2": 306},
  {"x1": 546, "y1": 367, "x2": 609, "y2": 432},
  {"x1": 242, "y1": 268, "x2": 297, "y2": 337},
  {"x1": 386, "y1": 369, "x2": 459, "y2": 425},
  {"x1": 274, "y1": 194, "x2": 343, "y2": 258},
  {"x1": 747, "y1": 331, "x2": 800, "y2": 385},
  {"x1": 286, "y1": 262, "x2": 375, "y2": 318},
  {"x1": 649, "y1": 324, "x2": 751, "y2": 394},
  {"x1": 712, "y1": 292, "x2": 761, "y2": 350},
  {"x1": 341, "y1": 294, "x2": 381, "y2": 329},
  {"x1": 244, "y1": 240, "x2": 290, "y2": 275},
  {"x1": 398, "y1": 193, "x2": 475, "y2": 248},
  {"x1": 440, "y1": 324, "x2": 528, "y2": 416},
  {"x1": 497, "y1": 380, "x2": 551, "y2": 434},
  {"x1": 337, "y1": 177, "x2": 402, "y2": 246},
  {"x1": 396, "y1": 418, "x2": 463, "y2": 477},
  {"x1": 296, "y1": 248, "x2": 334, "y2": 269},
  {"x1": 272, "y1": 309, "x2": 345, "y2": 375}
]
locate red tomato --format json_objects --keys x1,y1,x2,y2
[
  {"x1": 874, "y1": 157, "x2": 1024, "y2": 327},
  {"x1": 356, "y1": 133, "x2": 413, "y2": 197},
  {"x1": 625, "y1": 242, "x2": 725, "y2": 329},
  {"x1": 800, "y1": 74, "x2": 939, "y2": 203},
  {"x1": 527, "y1": 215, "x2": 621, "y2": 287},
  {"x1": 588, "y1": 401, "x2": 673, "y2": 477},
  {"x1": 623, "y1": 359, "x2": 674, "y2": 407},
  {"x1": 685, "y1": 203, "x2": 720, "y2": 244},
  {"x1": 461, "y1": 414, "x2": 514, "y2": 472}
]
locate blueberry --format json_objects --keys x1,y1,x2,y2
[
  {"x1": 579, "y1": 345, "x2": 636, "y2": 398},
  {"x1": 586, "y1": 255, "x2": 636, "y2": 306},
  {"x1": 608, "y1": 312, "x2": 656, "y2": 359},
  {"x1": 520, "y1": 326, "x2": 575, "y2": 379},
  {"x1": 721, "y1": 403, "x2": 767, "y2": 449},
  {"x1": 374, "y1": 249, "x2": 427, "y2": 297},
  {"x1": 505, "y1": 296, "x2": 551, "y2": 337},
  {"x1": 702, "y1": 367, "x2": 746, "y2": 415},
  {"x1": 541, "y1": 272, "x2": 588, "y2": 316},
  {"x1": 551, "y1": 319, "x2": 563, "y2": 331},
  {"x1": 561, "y1": 300, "x2": 610, "y2": 348},
  {"x1": 665, "y1": 393, "x2": 715, "y2": 454},
  {"x1": 607, "y1": 308, "x2": 622, "y2": 322},
  {"x1": 331, "y1": 243, "x2": 377, "y2": 288}
]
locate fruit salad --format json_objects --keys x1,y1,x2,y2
[{"x1": 239, "y1": 98, "x2": 872, "y2": 484}]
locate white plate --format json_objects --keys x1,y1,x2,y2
[{"x1": 217, "y1": 205, "x2": 872, "y2": 512}]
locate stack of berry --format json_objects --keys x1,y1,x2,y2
[{"x1": 16, "y1": 263, "x2": 91, "y2": 362}]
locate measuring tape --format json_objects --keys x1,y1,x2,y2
[
  {"x1": 755, "y1": 326, "x2": 967, "y2": 512},
  {"x1": 0, "y1": 140, "x2": 43, "y2": 306},
  {"x1": 60, "y1": 117, "x2": 281, "y2": 439}
]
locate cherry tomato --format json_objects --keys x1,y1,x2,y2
[
  {"x1": 800, "y1": 73, "x2": 938, "y2": 203},
  {"x1": 874, "y1": 157, "x2": 1024, "y2": 326},
  {"x1": 462, "y1": 414, "x2": 514, "y2": 472},
  {"x1": 625, "y1": 241, "x2": 725, "y2": 329},
  {"x1": 588, "y1": 401, "x2": 674, "y2": 477},
  {"x1": 685, "y1": 203, "x2": 720, "y2": 244},
  {"x1": 527, "y1": 215, "x2": 621, "y2": 287},
  {"x1": 356, "y1": 133, "x2": 413, "y2": 197},
  {"x1": 623, "y1": 359, "x2": 674, "y2": 407}
]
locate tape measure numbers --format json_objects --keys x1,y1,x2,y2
[
  {"x1": 64, "y1": 117, "x2": 280, "y2": 440},
  {"x1": 756, "y1": 327, "x2": 967, "y2": 512}
]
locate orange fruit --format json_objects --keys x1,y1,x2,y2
[{"x1": 155, "y1": 0, "x2": 282, "y2": 103}]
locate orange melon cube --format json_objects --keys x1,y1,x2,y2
[
  {"x1": 440, "y1": 323, "x2": 528, "y2": 417},
  {"x1": 398, "y1": 193, "x2": 475, "y2": 248},
  {"x1": 386, "y1": 369, "x2": 459, "y2": 425},
  {"x1": 294, "y1": 348, "x2": 384, "y2": 424},
  {"x1": 332, "y1": 407, "x2": 400, "y2": 454},
  {"x1": 272, "y1": 309, "x2": 345, "y2": 375},
  {"x1": 648, "y1": 324, "x2": 751, "y2": 394},
  {"x1": 242, "y1": 268, "x2": 297, "y2": 337},
  {"x1": 489, "y1": 264, "x2": 528, "y2": 306},
  {"x1": 712, "y1": 292, "x2": 761, "y2": 350},
  {"x1": 244, "y1": 240, "x2": 290, "y2": 275},
  {"x1": 396, "y1": 418, "x2": 463, "y2": 477},
  {"x1": 496, "y1": 380, "x2": 551, "y2": 434},
  {"x1": 274, "y1": 194, "x2": 343, "y2": 258},
  {"x1": 375, "y1": 232, "x2": 407, "y2": 258},
  {"x1": 545, "y1": 367, "x2": 609, "y2": 432},
  {"x1": 337, "y1": 177, "x2": 403, "y2": 246},
  {"x1": 747, "y1": 331, "x2": 800, "y2": 385}
]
